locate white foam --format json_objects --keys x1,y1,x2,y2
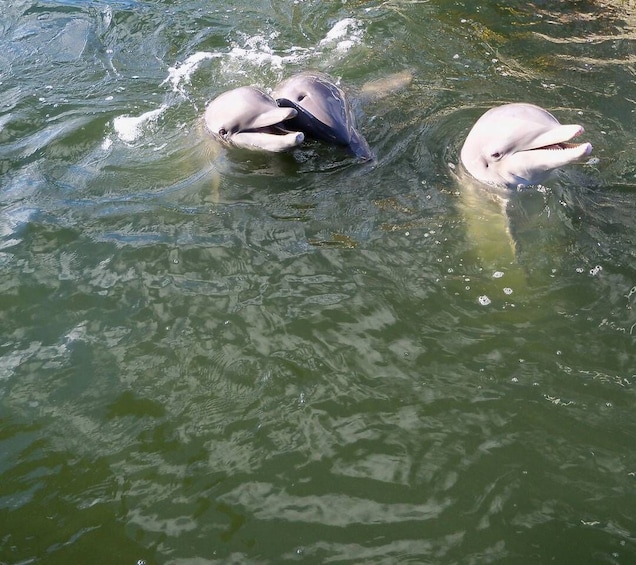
[
  {"x1": 163, "y1": 51, "x2": 220, "y2": 93},
  {"x1": 223, "y1": 18, "x2": 364, "y2": 73},
  {"x1": 319, "y1": 18, "x2": 364, "y2": 51},
  {"x1": 113, "y1": 105, "x2": 167, "y2": 142},
  {"x1": 225, "y1": 34, "x2": 309, "y2": 71}
]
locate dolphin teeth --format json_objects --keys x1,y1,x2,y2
[{"x1": 532, "y1": 142, "x2": 586, "y2": 151}]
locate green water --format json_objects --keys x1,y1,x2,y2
[{"x1": 1, "y1": 0, "x2": 635, "y2": 563}]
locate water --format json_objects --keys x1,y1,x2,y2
[{"x1": 1, "y1": 0, "x2": 635, "y2": 563}]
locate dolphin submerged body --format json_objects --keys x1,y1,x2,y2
[
  {"x1": 272, "y1": 71, "x2": 374, "y2": 161},
  {"x1": 460, "y1": 103, "x2": 593, "y2": 188},
  {"x1": 203, "y1": 86, "x2": 305, "y2": 152}
]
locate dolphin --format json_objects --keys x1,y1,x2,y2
[
  {"x1": 203, "y1": 86, "x2": 305, "y2": 152},
  {"x1": 272, "y1": 71, "x2": 374, "y2": 161},
  {"x1": 460, "y1": 103, "x2": 593, "y2": 188}
]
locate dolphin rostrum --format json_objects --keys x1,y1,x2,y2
[
  {"x1": 460, "y1": 103, "x2": 593, "y2": 188},
  {"x1": 272, "y1": 71, "x2": 374, "y2": 161},
  {"x1": 204, "y1": 86, "x2": 305, "y2": 152}
]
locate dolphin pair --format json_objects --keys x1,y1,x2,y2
[
  {"x1": 203, "y1": 71, "x2": 373, "y2": 160},
  {"x1": 460, "y1": 103, "x2": 593, "y2": 188}
]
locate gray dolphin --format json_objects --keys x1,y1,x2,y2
[
  {"x1": 460, "y1": 103, "x2": 593, "y2": 188},
  {"x1": 272, "y1": 71, "x2": 374, "y2": 161},
  {"x1": 204, "y1": 86, "x2": 304, "y2": 152}
]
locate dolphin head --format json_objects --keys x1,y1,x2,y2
[
  {"x1": 272, "y1": 71, "x2": 374, "y2": 161},
  {"x1": 204, "y1": 86, "x2": 304, "y2": 152},
  {"x1": 460, "y1": 103, "x2": 593, "y2": 188}
]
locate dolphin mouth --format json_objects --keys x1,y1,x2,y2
[
  {"x1": 276, "y1": 97, "x2": 351, "y2": 146},
  {"x1": 227, "y1": 123, "x2": 305, "y2": 152},
  {"x1": 529, "y1": 141, "x2": 590, "y2": 152},
  {"x1": 522, "y1": 125, "x2": 592, "y2": 157},
  {"x1": 523, "y1": 140, "x2": 593, "y2": 161},
  {"x1": 236, "y1": 123, "x2": 297, "y2": 136}
]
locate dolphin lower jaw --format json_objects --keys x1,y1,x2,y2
[
  {"x1": 529, "y1": 141, "x2": 593, "y2": 157},
  {"x1": 516, "y1": 141, "x2": 593, "y2": 167},
  {"x1": 497, "y1": 142, "x2": 593, "y2": 186},
  {"x1": 229, "y1": 129, "x2": 305, "y2": 152},
  {"x1": 522, "y1": 124, "x2": 591, "y2": 156}
]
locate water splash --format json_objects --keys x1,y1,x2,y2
[
  {"x1": 163, "y1": 51, "x2": 221, "y2": 94},
  {"x1": 319, "y1": 18, "x2": 365, "y2": 52},
  {"x1": 113, "y1": 104, "x2": 168, "y2": 143}
]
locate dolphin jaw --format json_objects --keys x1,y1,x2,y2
[
  {"x1": 514, "y1": 136, "x2": 593, "y2": 169},
  {"x1": 520, "y1": 123, "x2": 587, "y2": 152},
  {"x1": 497, "y1": 141, "x2": 593, "y2": 186},
  {"x1": 229, "y1": 129, "x2": 305, "y2": 152},
  {"x1": 489, "y1": 125, "x2": 592, "y2": 186},
  {"x1": 204, "y1": 108, "x2": 305, "y2": 152},
  {"x1": 243, "y1": 107, "x2": 298, "y2": 131}
]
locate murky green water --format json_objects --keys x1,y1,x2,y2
[{"x1": 1, "y1": 0, "x2": 635, "y2": 563}]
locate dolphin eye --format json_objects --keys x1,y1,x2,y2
[
  {"x1": 490, "y1": 151, "x2": 502, "y2": 160},
  {"x1": 297, "y1": 94, "x2": 306, "y2": 102},
  {"x1": 219, "y1": 128, "x2": 227, "y2": 137}
]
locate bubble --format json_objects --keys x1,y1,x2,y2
[
  {"x1": 493, "y1": 271, "x2": 504, "y2": 279},
  {"x1": 503, "y1": 287, "x2": 513, "y2": 295},
  {"x1": 478, "y1": 295, "x2": 491, "y2": 306}
]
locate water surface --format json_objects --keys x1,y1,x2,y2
[{"x1": 1, "y1": 0, "x2": 635, "y2": 563}]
